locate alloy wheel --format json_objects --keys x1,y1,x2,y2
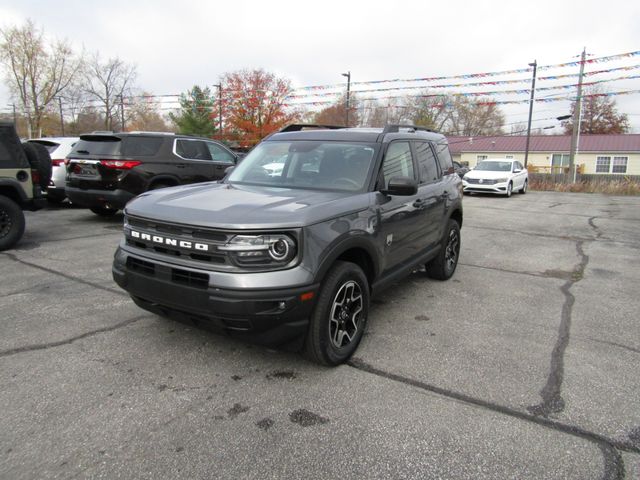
[{"x1": 329, "y1": 280, "x2": 364, "y2": 349}]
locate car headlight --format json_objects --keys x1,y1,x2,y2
[
  {"x1": 219, "y1": 233, "x2": 297, "y2": 267},
  {"x1": 495, "y1": 178, "x2": 508, "y2": 183}
]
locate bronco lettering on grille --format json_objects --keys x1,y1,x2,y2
[{"x1": 129, "y1": 229, "x2": 209, "y2": 251}]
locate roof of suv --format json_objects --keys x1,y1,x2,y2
[{"x1": 268, "y1": 124, "x2": 446, "y2": 143}]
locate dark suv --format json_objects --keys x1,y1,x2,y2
[
  {"x1": 112, "y1": 124, "x2": 463, "y2": 365},
  {"x1": 65, "y1": 132, "x2": 240, "y2": 216}
]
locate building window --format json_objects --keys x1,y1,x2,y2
[
  {"x1": 506, "y1": 155, "x2": 514, "y2": 159},
  {"x1": 612, "y1": 156, "x2": 628, "y2": 174},
  {"x1": 551, "y1": 154, "x2": 569, "y2": 167},
  {"x1": 477, "y1": 155, "x2": 488, "y2": 162},
  {"x1": 596, "y1": 156, "x2": 611, "y2": 173}
]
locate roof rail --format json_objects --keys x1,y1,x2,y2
[
  {"x1": 381, "y1": 124, "x2": 435, "y2": 135},
  {"x1": 279, "y1": 124, "x2": 346, "y2": 132}
]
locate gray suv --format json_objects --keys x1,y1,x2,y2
[{"x1": 113, "y1": 124, "x2": 463, "y2": 365}]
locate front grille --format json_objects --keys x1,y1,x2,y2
[
  {"x1": 125, "y1": 215, "x2": 231, "y2": 265},
  {"x1": 127, "y1": 216, "x2": 230, "y2": 243},
  {"x1": 466, "y1": 178, "x2": 497, "y2": 185},
  {"x1": 171, "y1": 268, "x2": 209, "y2": 289},
  {"x1": 127, "y1": 257, "x2": 155, "y2": 276}
]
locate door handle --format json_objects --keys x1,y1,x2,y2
[{"x1": 176, "y1": 164, "x2": 187, "y2": 168}]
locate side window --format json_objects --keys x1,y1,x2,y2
[
  {"x1": 382, "y1": 141, "x2": 414, "y2": 187},
  {"x1": 207, "y1": 142, "x2": 236, "y2": 164},
  {"x1": 415, "y1": 141, "x2": 441, "y2": 184},
  {"x1": 435, "y1": 140, "x2": 454, "y2": 175},
  {"x1": 175, "y1": 139, "x2": 212, "y2": 160}
]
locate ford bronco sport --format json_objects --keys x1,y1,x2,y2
[{"x1": 113, "y1": 124, "x2": 463, "y2": 365}]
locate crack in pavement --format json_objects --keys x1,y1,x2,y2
[
  {"x1": 347, "y1": 358, "x2": 632, "y2": 480},
  {"x1": 527, "y1": 240, "x2": 588, "y2": 417},
  {"x1": 0, "y1": 252, "x2": 126, "y2": 297},
  {"x1": 0, "y1": 314, "x2": 149, "y2": 358}
]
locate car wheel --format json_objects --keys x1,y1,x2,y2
[
  {"x1": 304, "y1": 261, "x2": 369, "y2": 366},
  {"x1": 149, "y1": 182, "x2": 173, "y2": 190},
  {"x1": 506, "y1": 182, "x2": 513, "y2": 197},
  {"x1": 90, "y1": 206, "x2": 118, "y2": 217},
  {"x1": 0, "y1": 196, "x2": 26, "y2": 251},
  {"x1": 519, "y1": 180, "x2": 528, "y2": 194},
  {"x1": 426, "y1": 219, "x2": 461, "y2": 281}
]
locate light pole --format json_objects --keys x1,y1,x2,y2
[
  {"x1": 569, "y1": 48, "x2": 586, "y2": 183},
  {"x1": 57, "y1": 97, "x2": 65, "y2": 136},
  {"x1": 341, "y1": 71, "x2": 351, "y2": 126},
  {"x1": 524, "y1": 60, "x2": 537, "y2": 168}
]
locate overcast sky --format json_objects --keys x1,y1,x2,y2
[{"x1": 1, "y1": 0, "x2": 639, "y2": 132}]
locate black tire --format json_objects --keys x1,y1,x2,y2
[
  {"x1": 90, "y1": 206, "x2": 118, "y2": 217},
  {"x1": 519, "y1": 179, "x2": 528, "y2": 194},
  {"x1": 0, "y1": 195, "x2": 26, "y2": 251},
  {"x1": 304, "y1": 261, "x2": 369, "y2": 366},
  {"x1": 426, "y1": 219, "x2": 461, "y2": 281},
  {"x1": 22, "y1": 142, "x2": 52, "y2": 189},
  {"x1": 505, "y1": 182, "x2": 513, "y2": 198},
  {"x1": 149, "y1": 182, "x2": 172, "y2": 191}
]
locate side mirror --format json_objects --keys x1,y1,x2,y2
[
  {"x1": 224, "y1": 165, "x2": 235, "y2": 176},
  {"x1": 513, "y1": 168, "x2": 522, "y2": 173},
  {"x1": 381, "y1": 176, "x2": 418, "y2": 196}
]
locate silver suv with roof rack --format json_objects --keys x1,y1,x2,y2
[{"x1": 112, "y1": 124, "x2": 463, "y2": 365}]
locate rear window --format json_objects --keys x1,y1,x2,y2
[
  {"x1": 28, "y1": 140, "x2": 60, "y2": 154},
  {"x1": 71, "y1": 135, "x2": 163, "y2": 157}
]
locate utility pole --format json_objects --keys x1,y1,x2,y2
[
  {"x1": 57, "y1": 97, "x2": 65, "y2": 136},
  {"x1": 119, "y1": 94, "x2": 126, "y2": 131},
  {"x1": 342, "y1": 71, "x2": 351, "y2": 126},
  {"x1": 215, "y1": 83, "x2": 223, "y2": 137},
  {"x1": 568, "y1": 48, "x2": 586, "y2": 183},
  {"x1": 524, "y1": 60, "x2": 537, "y2": 168},
  {"x1": 11, "y1": 103, "x2": 17, "y2": 126}
]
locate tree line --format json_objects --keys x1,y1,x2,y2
[{"x1": 0, "y1": 19, "x2": 630, "y2": 146}]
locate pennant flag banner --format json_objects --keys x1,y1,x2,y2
[{"x1": 290, "y1": 50, "x2": 640, "y2": 93}]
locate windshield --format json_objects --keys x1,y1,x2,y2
[
  {"x1": 227, "y1": 141, "x2": 378, "y2": 191},
  {"x1": 476, "y1": 161, "x2": 512, "y2": 172}
]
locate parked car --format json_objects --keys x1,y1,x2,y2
[
  {"x1": 27, "y1": 137, "x2": 78, "y2": 203},
  {"x1": 453, "y1": 160, "x2": 470, "y2": 178},
  {"x1": 112, "y1": 124, "x2": 463, "y2": 365},
  {"x1": 0, "y1": 122, "x2": 50, "y2": 250},
  {"x1": 462, "y1": 159, "x2": 528, "y2": 197},
  {"x1": 65, "y1": 132, "x2": 241, "y2": 216}
]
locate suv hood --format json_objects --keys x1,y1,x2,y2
[{"x1": 125, "y1": 182, "x2": 370, "y2": 229}]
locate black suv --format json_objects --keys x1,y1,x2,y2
[
  {"x1": 113, "y1": 124, "x2": 463, "y2": 365},
  {"x1": 0, "y1": 122, "x2": 50, "y2": 250},
  {"x1": 65, "y1": 132, "x2": 241, "y2": 216}
]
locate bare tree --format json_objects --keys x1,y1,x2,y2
[
  {"x1": 562, "y1": 85, "x2": 629, "y2": 134},
  {"x1": 407, "y1": 92, "x2": 451, "y2": 131},
  {"x1": 0, "y1": 19, "x2": 81, "y2": 137},
  {"x1": 444, "y1": 96, "x2": 504, "y2": 136},
  {"x1": 129, "y1": 93, "x2": 171, "y2": 132},
  {"x1": 83, "y1": 52, "x2": 137, "y2": 131}
]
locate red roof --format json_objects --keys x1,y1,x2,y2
[{"x1": 446, "y1": 134, "x2": 640, "y2": 154}]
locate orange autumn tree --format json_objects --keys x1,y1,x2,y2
[{"x1": 218, "y1": 69, "x2": 300, "y2": 146}]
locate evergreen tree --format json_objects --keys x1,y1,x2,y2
[{"x1": 169, "y1": 86, "x2": 216, "y2": 136}]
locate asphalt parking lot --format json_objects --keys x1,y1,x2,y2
[{"x1": 1, "y1": 191, "x2": 639, "y2": 479}]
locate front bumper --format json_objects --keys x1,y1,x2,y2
[
  {"x1": 462, "y1": 180, "x2": 509, "y2": 194},
  {"x1": 112, "y1": 247, "x2": 318, "y2": 345},
  {"x1": 66, "y1": 186, "x2": 135, "y2": 209}
]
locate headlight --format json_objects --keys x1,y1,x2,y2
[
  {"x1": 219, "y1": 234, "x2": 297, "y2": 267},
  {"x1": 495, "y1": 178, "x2": 508, "y2": 183}
]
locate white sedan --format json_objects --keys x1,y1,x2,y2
[{"x1": 462, "y1": 159, "x2": 528, "y2": 197}]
